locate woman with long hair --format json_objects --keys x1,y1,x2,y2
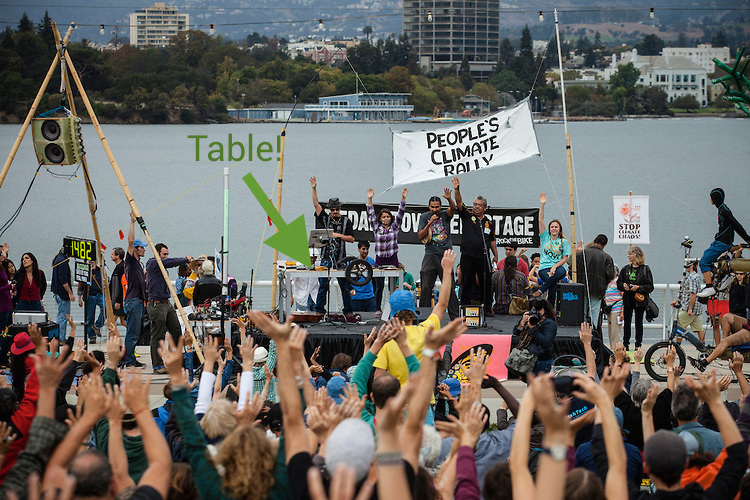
[
  {"x1": 14, "y1": 252, "x2": 46, "y2": 312},
  {"x1": 367, "y1": 187, "x2": 408, "y2": 313},
  {"x1": 493, "y1": 255, "x2": 530, "y2": 314},
  {"x1": 617, "y1": 246, "x2": 654, "y2": 351},
  {"x1": 535, "y1": 193, "x2": 571, "y2": 306}
]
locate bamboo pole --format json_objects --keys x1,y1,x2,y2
[
  {"x1": 555, "y1": 9, "x2": 577, "y2": 282},
  {"x1": 63, "y1": 50, "x2": 204, "y2": 363},
  {"x1": 270, "y1": 127, "x2": 286, "y2": 311},
  {"x1": 52, "y1": 23, "x2": 115, "y2": 329},
  {"x1": 0, "y1": 23, "x2": 75, "y2": 189}
]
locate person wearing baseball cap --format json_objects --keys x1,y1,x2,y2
[
  {"x1": 373, "y1": 249, "x2": 457, "y2": 392},
  {"x1": 124, "y1": 211, "x2": 148, "y2": 368}
]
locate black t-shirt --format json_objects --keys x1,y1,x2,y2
[
  {"x1": 124, "y1": 251, "x2": 146, "y2": 301},
  {"x1": 457, "y1": 206, "x2": 494, "y2": 258},
  {"x1": 729, "y1": 282, "x2": 747, "y2": 316},
  {"x1": 315, "y1": 211, "x2": 354, "y2": 265}
]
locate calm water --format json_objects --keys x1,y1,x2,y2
[{"x1": 1, "y1": 118, "x2": 749, "y2": 292}]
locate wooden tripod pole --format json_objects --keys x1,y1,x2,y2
[
  {"x1": 270, "y1": 127, "x2": 286, "y2": 311},
  {"x1": 0, "y1": 23, "x2": 75, "y2": 189},
  {"x1": 62, "y1": 50, "x2": 204, "y2": 362},
  {"x1": 52, "y1": 23, "x2": 115, "y2": 326}
]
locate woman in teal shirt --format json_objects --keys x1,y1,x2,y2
[{"x1": 533, "y1": 193, "x2": 571, "y2": 306}]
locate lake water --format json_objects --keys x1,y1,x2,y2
[{"x1": 1, "y1": 118, "x2": 749, "y2": 299}]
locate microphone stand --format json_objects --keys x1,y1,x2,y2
[{"x1": 321, "y1": 214, "x2": 336, "y2": 324}]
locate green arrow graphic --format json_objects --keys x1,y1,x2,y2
[{"x1": 242, "y1": 171, "x2": 311, "y2": 268}]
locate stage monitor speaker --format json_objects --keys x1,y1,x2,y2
[
  {"x1": 31, "y1": 116, "x2": 84, "y2": 165},
  {"x1": 558, "y1": 283, "x2": 585, "y2": 326},
  {"x1": 460, "y1": 305, "x2": 483, "y2": 328}
]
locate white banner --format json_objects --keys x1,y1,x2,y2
[
  {"x1": 613, "y1": 195, "x2": 650, "y2": 244},
  {"x1": 391, "y1": 99, "x2": 540, "y2": 186}
]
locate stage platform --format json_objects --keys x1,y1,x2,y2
[{"x1": 244, "y1": 312, "x2": 608, "y2": 380}]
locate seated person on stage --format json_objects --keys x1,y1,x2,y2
[
  {"x1": 193, "y1": 260, "x2": 223, "y2": 307},
  {"x1": 493, "y1": 255, "x2": 530, "y2": 314},
  {"x1": 528, "y1": 252, "x2": 542, "y2": 290},
  {"x1": 349, "y1": 241, "x2": 377, "y2": 313},
  {"x1": 719, "y1": 270, "x2": 748, "y2": 339},
  {"x1": 497, "y1": 243, "x2": 529, "y2": 276}
]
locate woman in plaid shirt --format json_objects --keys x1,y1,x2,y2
[{"x1": 367, "y1": 187, "x2": 409, "y2": 313}]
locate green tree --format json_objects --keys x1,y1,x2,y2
[
  {"x1": 638, "y1": 86, "x2": 671, "y2": 115},
  {"x1": 499, "y1": 38, "x2": 515, "y2": 67},
  {"x1": 18, "y1": 13, "x2": 33, "y2": 32},
  {"x1": 636, "y1": 34, "x2": 664, "y2": 56},
  {"x1": 609, "y1": 62, "x2": 640, "y2": 91},
  {"x1": 711, "y1": 31, "x2": 728, "y2": 47},
  {"x1": 470, "y1": 82, "x2": 499, "y2": 109},
  {"x1": 459, "y1": 54, "x2": 473, "y2": 90},
  {"x1": 363, "y1": 26, "x2": 373, "y2": 40},
  {"x1": 488, "y1": 70, "x2": 524, "y2": 93},
  {"x1": 672, "y1": 94, "x2": 700, "y2": 112},
  {"x1": 386, "y1": 66, "x2": 415, "y2": 93},
  {"x1": 37, "y1": 11, "x2": 54, "y2": 51},
  {"x1": 412, "y1": 82, "x2": 440, "y2": 114},
  {"x1": 215, "y1": 56, "x2": 238, "y2": 98}
]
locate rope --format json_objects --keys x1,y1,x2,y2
[
  {"x1": 526, "y1": 28, "x2": 556, "y2": 99},
  {"x1": 345, "y1": 58, "x2": 394, "y2": 132},
  {"x1": 0, "y1": 163, "x2": 43, "y2": 238},
  {"x1": 283, "y1": 47, "x2": 346, "y2": 128}
]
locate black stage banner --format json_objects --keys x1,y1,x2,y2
[{"x1": 332, "y1": 203, "x2": 540, "y2": 248}]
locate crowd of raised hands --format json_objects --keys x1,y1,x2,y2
[{"x1": 3, "y1": 308, "x2": 750, "y2": 500}]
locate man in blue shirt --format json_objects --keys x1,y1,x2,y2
[{"x1": 349, "y1": 241, "x2": 376, "y2": 312}]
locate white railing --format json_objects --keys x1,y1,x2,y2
[{"x1": 40, "y1": 282, "x2": 686, "y2": 343}]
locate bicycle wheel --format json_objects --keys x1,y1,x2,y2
[{"x1": 644, "y1": 341, "x2": 686, "y2": 382}]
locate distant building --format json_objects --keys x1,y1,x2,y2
[
  {"x1": 305, "y1": 93, "x2": 414, "y2": 121},
  {"x1": 403, "y1": 0, "x2": 499, "y2": 79},
  {"x1": 129, "y1": 3, "x2": 189, "y2": 49},
  {"x1": 286, "y1": 40, "x2": 348, "y2": 65},
  {"x1": 605, "y1": 49, "x2": 708, "y2": 106},
  {"x1": 228, "y1": 103, "x2": 305, "y2": 121},
  {"x1": 662, "y1": 44, "x2": 730, "y2": 74}
]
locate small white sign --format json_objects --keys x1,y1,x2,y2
[{"x1": 613, "y1": 195, "x2": 650, "y2": 244}]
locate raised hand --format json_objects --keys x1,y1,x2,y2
[
  {"x1": 239, "y1": 335, "x2": 256, "y2": 371},
  {"x1": 234, "y1": 392, "x2": 264, "y2": 426},
  {"x1": 203, "y1": 336, "x2": 221, "y2": 372},
  {"x1": 367, "y1": 188, "x2": 375, "y2": 199},
  {"x1": 121, "y1": 368, "x2": 151, "y2": 415},
  {"x1": 614, "y1": 342, "x2": 626, "y2": 365},
  {"x1": 634, "y1": 347, "x2": 645, "y2": 366},
  {"x1": 599, "y1": 362, "x2": 630, "y2": 401},
  {"x1": 35, "y1": 340, "x2": 71, "y2": 389},
  {"x1": 684, "y1": 369, "x2": 721, "y2": 405},
  {"x1": 157, "y1": 335, "x2": 185, "y2": 382},
  {"x1": 424, "y1": 317, "x2": 466, "y2": 350},
  {"x1": 452, "y1": 176, "x2": 459, "y2": 190},
  {"x1": 530, "y1": 374, "x2": 569, "y2": 437},
  {"x1": 640, "y1": 383, "x2": 658, "y2": 414},
  {"x1": 539, "y1": 193, "x2": 547, "y2": 205},
  {"x1": 443, "y1": 187, "x2": 452, "y2": 200},
  {"x1": 66, "y1": 315, "x2": 76, "y2": 336},
  {"x1": 289, "y1": 326, "x2": 308, "y2": 362},
  {"x1": 401, "y1": 188, "x2": 408, "y2": 199},
  {"x1": 579, "y1": 322, "x2": 592, "y2": 345},
  {"x1": 309, "y1": 176, "x2": 317, "y2": 189},
  {"x1": 441, "y1": 249, "x2": 456, "y2": 272},
  {"x1": 81, "y1": 373, "x2": 112, "y2": 425},
  {"x1": 247, "y1": 310, "x2": 293, "y2": 342},
  {"x1": 106, "y1": 335, "x2": 124, "y2": 370},
  {"x1": 0, "y1": 421, "x2": 17, "y2": 456},
  {"x1": 106, "y1": 384, "x2": 128, "y2": 423}
]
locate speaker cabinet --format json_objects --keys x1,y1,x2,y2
[
  {"x1": 558, "y1": 283, "x2": 585, "y2": 326},
  {"x1": 31, "y1": 116, "x2": 84, "y2": 165}
]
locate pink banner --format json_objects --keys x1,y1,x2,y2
[{"x1": 440, "y1": 334, "x2": 513, "y2": 382}]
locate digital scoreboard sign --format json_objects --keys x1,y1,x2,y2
[{"x1": 63, "y1": 236, "x2": 95, "y2": 262}]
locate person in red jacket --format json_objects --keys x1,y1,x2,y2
[{"x1": 0, "y1": 329, "x2": 39, "y2": 481}]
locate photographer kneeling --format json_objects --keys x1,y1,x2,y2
[{"x1": 513, "y1": 298, "x2": 558, "y2": 374}]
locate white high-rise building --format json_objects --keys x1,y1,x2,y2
[
  {"x1": 129, "y1": 3, "x2": 189, "y2": 49},
  {"x1": 662, "y1": 44, "x2": 730, "y2": 74}
]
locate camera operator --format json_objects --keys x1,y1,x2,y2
[{"x1": 512, "y1": 298, "x2": 558, "y2": 373}]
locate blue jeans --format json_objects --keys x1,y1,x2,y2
[
  {"x1": 315, "y1": 277, "x2": 353, "y2": 314},
  {"x1": 86, "y1": 293, "x2": 104, "y2": 339},
  {"x1": 539, "y1": 266, "x2": 567, "y2": 306},
  {"x1": 54, "y1": 294, "x2": 71, "y2": 339},
  {"x1": 699, "y1": 240, "x2": 732, "y2": 273},
  {"x1": 124, "y1": 298, "x2": 144, "y2": 365},
  {"x1": 15, "y1": 300, "x2": 43, "y2": 312},
  {"x1": 584, "y1": 297, "x2": 603, "y2": 328}
]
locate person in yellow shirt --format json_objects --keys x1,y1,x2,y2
[
  {"x1": 373, "y1": 249, "x2": 456, "y2": 386},
  {"x1": 182, "y1": 255, "x2": 207, "y2": 304}
]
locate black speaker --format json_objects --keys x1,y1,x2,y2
[{"x1": 558, "y1": 283, "x2": 585, "y2": 326}]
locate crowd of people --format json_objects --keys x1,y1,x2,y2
[{"x1": 0, "y1": 185, "x2": 749, "y2": 500}]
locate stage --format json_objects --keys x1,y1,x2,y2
[{"x1": 246, "y1": 312, "x2": 609, "y2": 380}]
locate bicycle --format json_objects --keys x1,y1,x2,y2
[{"x1": 644, "y1": 238, "x2": 750, "y2": 382}]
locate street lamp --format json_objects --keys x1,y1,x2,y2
[{"x1": 241, "y1": 93, "x2": 245, "y2": 109}]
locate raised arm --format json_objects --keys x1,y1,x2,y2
[
  {"x1": 538, "y1": 193, "x2": 546, "y2": 234},
  {"x1": 685, "y1": 370, "x2": 743, "y2": 448},
  {"x1": 444, "y1": 187, "x2": 456, "y2": 218},
  {"x1": 122, "y1": 368, "x2": 172, "y2": 498},
  {"x1": 128, "y1": 211, "x2": 136, "y2": 255},
  {"x1": 579, "y1": 323, "x2": 597, "y2": 379},
  {"x1": 310, "y1": 176, "x2": 323, "y2": 216},
  {"x1": 509, "y1": 382, "x2": 536, "y2": 499},
  {"x1": 452, "y1": 177, "x2": 463, "y2": 211},
  {"x1": 432, "y1": 249, "x2": 457, "y2": 321}
]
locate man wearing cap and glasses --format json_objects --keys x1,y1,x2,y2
[
  {"x1": 124, "y1": 211, "x2": 147, "y2": 368},
  {"x1": 310, "y1": 176, "x2": 355, "y2": 316}
]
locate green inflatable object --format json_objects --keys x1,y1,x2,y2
[{"x1": 712, "y1": 46, "x2": 750, "y2": 116}]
